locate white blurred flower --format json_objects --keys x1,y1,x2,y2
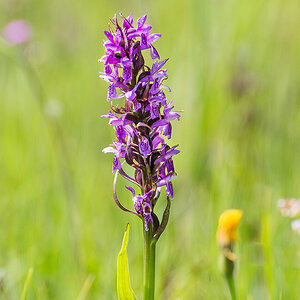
[
  {"x1": 277, "y1": 198, "x2": 300, "y2": 218},
  {"x1": 44, "y1": 99, "x2": 63, "y2": 119},
  {"x1": 291, "y1": 219, "x2": 300, "y2": 236}
]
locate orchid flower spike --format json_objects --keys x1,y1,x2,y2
[{"x1": 100, "y1": 14, "x2": 181, "y2": 235}]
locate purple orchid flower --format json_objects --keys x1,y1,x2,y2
[
  {"x1": 102, "y1": 141, "x2": 126, "y2": 173},
  {"x1": 155, "y1": 144, "x2": 180, "y2": 164},
  {"x1": 157, "y1": 172, "x2": 177, "y2": 198},
  {"x1": 100, "y1": 14, "x2": 181, "y2": 233},
  {"x1": 127, "y1": 15, "x2": 152, "y2": 39},
  {"x1": 126, "y1": 186, "x2": 154, "y2": 231}
]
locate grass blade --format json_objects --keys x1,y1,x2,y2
[
  {"x1": 117, "y1": 224, "x2": 136, "y2": 300},
  {"x1": 76, "y1": 274, "x2": 95, "y2": 300},
  {"x1": 20, "y1": 268, "x2": 33, "y2": 300}
]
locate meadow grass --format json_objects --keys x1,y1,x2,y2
[{"x1": 1, "y1": 0, "x2": 300, "y2": 298}]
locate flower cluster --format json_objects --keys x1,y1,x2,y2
[{"x1": 100, "y1": 14, "x2": 181, "y2": 232}]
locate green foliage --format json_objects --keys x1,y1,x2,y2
[
  {"x1": 0, "y1": 0, "x2": 300, "y2": 298},
  {"x1": 117, "y1": 224, "x2": 136, "y2": 300}
]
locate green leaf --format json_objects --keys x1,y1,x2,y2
[{"x1": 117, "y1": 224, "x2": 136, "y2": 300}]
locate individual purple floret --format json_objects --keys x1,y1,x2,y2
[{"x1": 100, "y1": 14, "x2": 181, "y2": 234}]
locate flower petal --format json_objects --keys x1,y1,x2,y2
[
  {"x1": 137, "y1": 15, "x2": 147, "y2": 28},
  {"x1": 150, "y1": 45, "x2": 160, "y2": 59},
  {"x1": 104, "y1": 30, "x2": 114, "y2": 43},
  {"x1": 148, "y1": 33, "x2": 161, "y2": 44}
]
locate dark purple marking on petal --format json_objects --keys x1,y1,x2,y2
[
  {"x1": 166, "y1": 158, "x2": 175, "y2": 173},
  {"x1": 105, "y1": 65, "x2": 112, "y2": 75},
  {"x1": 123, "y1": 65, "x2": 132, "y2": 84},
  {"x1": 107, "y1": 84, "x2": 116, "y2": 101},
  {"x1": 140, "y1": 33, "x2": 148, "y2": 49},
  {"x1": 115, "y1": 125, "x2": 126, "y2": 142}
]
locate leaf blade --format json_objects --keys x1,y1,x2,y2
[{"x1": 117, "y1": 224, "x2": 136, "y2": 300}]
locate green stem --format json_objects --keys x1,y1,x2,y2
[
  {"x1": 225, "y1": 257, "x2": 237, "y2": 300},
  {"x1": 226, "y1": 273, "x2": 236, "y2": 300},
  {"x1": 143, "y1": 226, "x2": 156, "y2": 300}
]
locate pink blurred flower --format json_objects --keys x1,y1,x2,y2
[{"x1": 2, "y1": 20, "x2": 32, "y2": 45}]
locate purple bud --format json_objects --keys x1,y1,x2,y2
[
  {"x1": 139, "y1": 136, "x2": 151, "y2": 157},
  {"x1": 113, "y1": 156, "x2": 121, "y2": 173},
  {"x1": 166, "y1": 182, "x2": 174, "y2": 198},
  {"x1": 135, "y1": 169, "x2": 143, "y2": 186}
]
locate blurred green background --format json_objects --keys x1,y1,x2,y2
[{"x1": 1, "y1": 0, "x2": 300, "y2": 299}]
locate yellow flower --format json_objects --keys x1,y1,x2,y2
[{"x1": 217, "y1": 209, "x2": 243, "y2": 248}]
